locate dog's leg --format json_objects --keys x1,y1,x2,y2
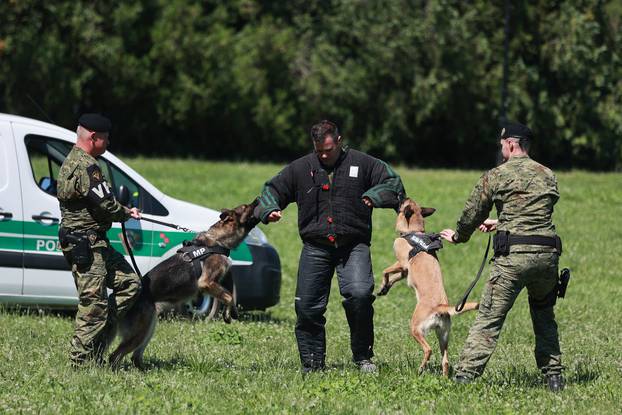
[
  {"x1": 435, "y1": 315, "x2": 451, "y2": 377},
  {"x1": 377, "y1": 262, "x2": 406, "y2": 296},
  {"x1": 198, "y1": 269, "x2": 237, "y2": 324},
  {"x1": 109, "y1": 302, "x2": 156, "y2": 370},
  {"x1": 410, "y1": 310, "x2": 433, "y2": 374},
  {"x1": 131, "y1": 309, "x2": 157, "y2": 370}
]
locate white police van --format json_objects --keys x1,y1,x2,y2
[{"x1": 0, "y1": 113, "x2": 281, "y2": 315}]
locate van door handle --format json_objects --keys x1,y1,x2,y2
[
  {"x1": 32, "y1": 214, "x2": 59, "y2": 224},
  {"x1": 0, "y1": 212, "x2": 13, "y2": 219}
]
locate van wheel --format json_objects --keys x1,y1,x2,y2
[
  {"x1": 189, "y1": 294, "x2": 214, "y2": 318},
  {"x1": 207, "y1": 297, "x2": 220, "y2": 320}
]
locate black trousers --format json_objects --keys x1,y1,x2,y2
[{"x1": 295, "y1": 241, "x2": 375, "y2": 368}]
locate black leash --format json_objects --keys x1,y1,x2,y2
[
  {"x1": 121, "y1": 221, "x2": 142, "y2": 279},
  {"x1": 121, "y1": 214, "x2": 194, "y2": 279},
  {"x1": 139, "y1": 215, "x2": 194, "y2": 233},
  {"x1": 455, "y1": 233, "x2": 491, "y2": 312}
]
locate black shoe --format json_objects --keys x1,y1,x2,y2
[
  {"x1": 546, "y1": 374, "x2": 564, "y2": 392},
  {"x1": 355, "y1": 359, "x2": 377, "y2": 373},
  {"x1": 301, "y1": 363, "x2": 325, "y2": 375},
  {"x1": 453, "y1": 374, "x2": 474, "y2": 384}
]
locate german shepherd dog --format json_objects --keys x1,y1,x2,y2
[
  {"x1": 377, "y1": 198, "x2": 478, "y2": 376},
  {"x1": 108, "y1": 199, "x2": 260, "y2": 369}
]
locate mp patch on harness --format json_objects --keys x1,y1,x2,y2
[
  {"x1": 177, "y1": 242, "x2": 231, "y2": 263},
  {"x1": 402, "y1": 232, "x2": 443, "y2": 259}
]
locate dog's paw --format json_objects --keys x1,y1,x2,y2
[
  {"x1": 131, "y1": 356, "x2": 147, "y2": 371},
  {"x1": 223, "y1": 311, "x2": 232, "y2": 324},
  {"x1": 376, "y1": 286, "x2": 390, "y2": 296},
  {"x1": 230, "y1": 304, "x2": 239, "y2": 320}
]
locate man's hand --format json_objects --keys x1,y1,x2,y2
[
  {"x1": 267, "y1": 211, "x2": 282, "y2": 223},
  {"x1": 362, "y1": 196, "x2": 374, "y2": 207},
  {"x1": 129, "y1": 207, "x2": 141, "y2": 219},
  {"x1": 440, "y1": 229, "x2": 456, "y2": 244},
  {"x1": 478, "y1": 218, "x2": 498, "y2": 233}
]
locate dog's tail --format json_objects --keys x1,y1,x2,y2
[{"x1": 434, "y1": 302, "x2": 479, "y2": 317}]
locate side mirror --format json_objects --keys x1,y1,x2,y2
[{"x1": 117, "y1": 185, "x2": 130, "y2": 207}]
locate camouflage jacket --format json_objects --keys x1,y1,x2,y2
[
  {"x1": 57, "y1": 146, "x2": 129, "y2": 235},
  {"x1": 453, "y1": 155, "x2": 559, "y2": 253}
]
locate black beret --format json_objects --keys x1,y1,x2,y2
[
  {"x1": 78, "y1": 113, "x2": 112, "y2": 133},
  {"x1": 499, "y1": 122, "x2": 533, "y2": 141}
]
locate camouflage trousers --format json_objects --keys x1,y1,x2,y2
[
  {"x1": 455, "y1": 252, "x2": 562, "y2": 379},
  {"x1": 63, "y1": 244, "x2": 141, "y2": 366}
]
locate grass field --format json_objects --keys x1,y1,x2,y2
[{"x1": 1, "y1": 159, "x2": 621, "y2": 414}]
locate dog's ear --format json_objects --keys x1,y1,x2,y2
[
  {"x1": 403, "y1": 205, "x2": 414, "y2": 220},
  {"x1": 240, "y1": 201, "x2": 256, "y2": 224},
  {"x1": 421, "y1": 207, "x2": 436, "y2": 217},
  {"x1": 242, "y1": 200, "x2": 260, "y2": 228},
  {"x1": 219, "y1": 210, "x2": 232, "y2": 221}
]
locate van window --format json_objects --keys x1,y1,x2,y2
[
  {"x1": 97, "y1": 158, "x2": 168, "y2": 216},
  {"x1": 24, "y1": 135, "x2": 72, "y2": 196},
  {"x1": 24, "y1": 135, "x2": 168, "y2": 216}
]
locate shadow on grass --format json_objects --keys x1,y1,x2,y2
[
  {"x1": 113, "y1": 355, "x2": 193, "y2": 372},
  {"x1": 494, "y1": 363, "x2": 600, "y2": 388},
  {"x1": 237, "y1": 311, "x2": 290, "y2": 324},
  {"x1": 0, "y1": 305, "x2": 75, "y2": 319},
  {"x1": 568, "y1": 360, "x2": 600, "y2": 384},
  {"x1": 145, "y1": 356, "x2": 193, "y2": 371},
  {"x1": 157, "y1": 309, "x2": 290, "y2": 325}
]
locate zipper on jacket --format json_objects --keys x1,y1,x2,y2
[{"x1": 327, "y1": 170, "x2": 337, "y2": 247}]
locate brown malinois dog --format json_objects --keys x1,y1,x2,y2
[
  {"x1": 377, "y1": 198, "x2": 478, "y2": 376},
  {"x1": 108, "y1": 199, "x2": 260, "y2": 369}
]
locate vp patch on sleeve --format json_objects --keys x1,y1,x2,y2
[{"x1": 86, "y1": 164, "x2": 113, "y2": 203}]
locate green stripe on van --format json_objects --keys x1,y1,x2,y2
[{"x1": 0, "y1": 221, "x2": 253, "y2": 263}]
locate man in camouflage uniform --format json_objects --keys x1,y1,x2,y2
[
  {"x1": 57, "y1": 113, "x2": 142, "y2": 366},
  {"x1": 440, "y1": 122, "x2": 564, "y2": 392}
]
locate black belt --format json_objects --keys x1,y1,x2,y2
[
  {"x1": 508, "y1": 235, "x2": 558, "y2": 247},
  {"x1": 59, "y1": 227, "x2": 107, "y2": 245},
  {"x1": 493, "y1": 231, "x2": 562, "y2": 256},
  {"x1": 66, "y1": 229, "x2": 106, "y2": 239}
]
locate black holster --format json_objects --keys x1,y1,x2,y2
[
  {"x1": 529, "y1": 268, "x2": 571, "y2": 310},
  {"x1": 557, "y1": 268, "x2": 570, "y2": 298},
  {"x1": 59, "y1": 227, "x2": 93, "y2": 266},
  {"x1": 493, "y1": 231, "x2": 511, "y2": 256}
]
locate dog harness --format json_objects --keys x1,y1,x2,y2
[
  {"x1": 401, "y1": 232, "x2": 443, "y2": 259},
  {"x1": 177, "y1": 240, "x2": 231, "y2": 278}
]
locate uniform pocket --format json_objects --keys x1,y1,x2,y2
[{"x1": 480, "y1": 272, "x2": 501, "y2": 312}]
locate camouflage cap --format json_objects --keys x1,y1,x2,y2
[
  {"x1": 499, "y1": 122, "x2": 533, "y2": 141},
  {"x1": 78, "y1": 113, "x2": 111, "y2": 133}
]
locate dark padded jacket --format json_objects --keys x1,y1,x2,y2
[{"x1": 255, "y1": 148, "x2": 405, "y2": 244}]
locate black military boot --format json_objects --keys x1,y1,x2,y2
[{"x1": 546, "y1": 374, "x2": 565, "y2": 392}]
